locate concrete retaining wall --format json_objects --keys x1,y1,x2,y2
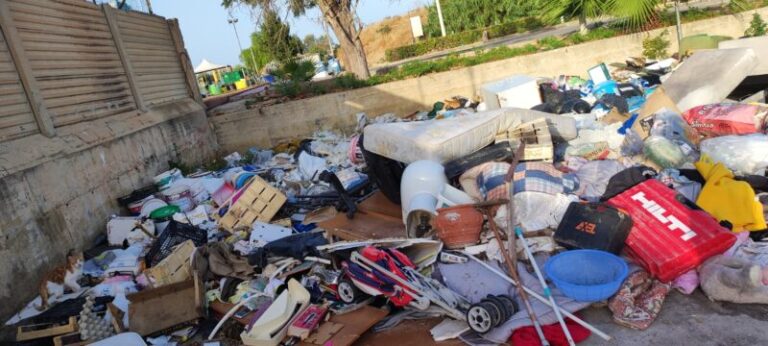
[
  {"x1": 0, "y1": 100, "x2": 217, "y2": 323},
  {"x1": 211, "y1": 7, "x2": 768, "y2": 153}
]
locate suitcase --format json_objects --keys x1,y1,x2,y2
[
  {"x1": 554, "y1": 202, "x2": 633, "y2": 254},
  {"x1": 607, "y1": 179, "x2": 736, "y2": 282}
]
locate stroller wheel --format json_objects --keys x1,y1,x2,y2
[
  {"x1": 495, "y1": 295, "x2": 518, "y2": 319},
  {"x1": 337, "y1": 278, "x2": 359, "y2": 304},
  {"x1": 484, "y1": 295, "x2": 509, "y2": 323},
  {"x1": 467, "y1": 301, "x2": 499, "y2": 334}
]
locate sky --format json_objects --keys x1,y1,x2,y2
[{"x1": 151, "y1": 1, "x2": 427, "y2": 69}]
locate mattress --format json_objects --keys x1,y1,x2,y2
[{"x1": 363, "y1": 108, "x2": 576, "y2": 164}]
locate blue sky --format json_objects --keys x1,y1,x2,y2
[{"x1": 152, "y1": 1, "x2": 426, "y2": 68}]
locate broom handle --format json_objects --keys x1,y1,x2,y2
[{"x1": 516, "y1": 227, "x2": 575, "y2": 346}]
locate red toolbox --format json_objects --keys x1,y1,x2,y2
[{"x1": 607, "y1": 179, "x2": 736, "y2": 282}]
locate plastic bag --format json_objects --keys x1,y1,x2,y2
[
  {"x1": 649, "y1": 109, "x2": 700, "y2": 148},
  {"x1": 643, "y1": 135, "x2": 694, "y2": 169},
  {"x1": 700, "y1": 134, "x2": 768, "y2": 175},
  {"x1": 683, "y1": 103, "x2": 768, "y2": 137}
]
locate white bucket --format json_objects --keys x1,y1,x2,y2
[{"x1": 162, "y1": 184, "x2": 195, "y2": 212}]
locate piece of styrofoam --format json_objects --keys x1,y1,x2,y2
[
  {"x1": 363, "y1": 109, "x2": 576, "y2": 164},
  {"x1": 663, "y1": 48, "x2": 758, "y2": 112},
  {"x1": 481, "y1": 75, "x2": 542, "y2": 110}
]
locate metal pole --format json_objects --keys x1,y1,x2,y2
[
  {"x1": 229, "y1": 17, "x2": 257, "y2": 86},
  {"x1": 675, "y1": 0, "x2": 683, "y2": 54},
  {"x1": 436, "y1": 0, "x2": 447, "y2": 37},
  {"x1": 145, "y1": 0, "x2": 153, "y2": 14}
]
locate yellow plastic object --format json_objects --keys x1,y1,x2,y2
[{"x1": 235, "y1": 79, "x2": 248, "y2": 90}]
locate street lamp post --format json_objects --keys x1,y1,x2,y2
[
  {"x1": 436, "y1": 0, "x2": 447, "y2": 37},
  {"x1": 228, "y1": 16, "x2": 258, "y2": 85}
]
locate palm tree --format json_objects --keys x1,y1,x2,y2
[{"x1": 542, "y1": 0, "x2": 611, "y2": 34}]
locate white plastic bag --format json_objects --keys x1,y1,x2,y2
[{"x1": 700, "y1": 134, "x2": 768, "y2": 175}]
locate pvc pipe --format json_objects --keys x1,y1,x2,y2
[
  {"x1": 464, "y1": 252, "x2": 612, "y2": 341},
  {"x1": 516, "y1": 227, "x2": 575, "y2": 346}
]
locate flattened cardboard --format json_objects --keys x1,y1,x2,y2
[{"x1": 299, "y1": 306, "x2": 388, "y2": 346}]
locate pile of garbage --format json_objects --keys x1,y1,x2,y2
[{"x1": 7, "y1": 43, "x2": 768, "y2": 346}]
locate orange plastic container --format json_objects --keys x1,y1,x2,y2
[{"x1": 434, "y1": 204, "x2": 485, "y2": 249}]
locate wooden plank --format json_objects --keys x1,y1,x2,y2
[
  {"x1": 121, "y1": 34, "x2": 175, "y2": 47},
  {"x1": 10, "y1": 11, "x2": 110, "y2": 33},
  {"x1": 144, "y1": 90, "x2": 188, "y2": 102},
  {"x1": 11, "y1": 0, "x2": 102, "y2": 14},
  {"x1": 27, "y1": 50, "x2": 121, "y2": 62},
  {"x1": 38, "y1": 75, "x2": 128, "y2": 90},
  {"x1": 0, "y1": 71, "x2": 22, "y2": 84},
  {"x1": 0, "y1": 2, "x2": 55, "y2": 136},
  {"x1": 8, "y1": 1, "x2": 107, "y2": 25},
  {"x1": 129, "y1": 54, "x2": 182, "y2": 64},
  {"x1": 52, "y1": 101, "x2": 135, "y2": 127},
  {"x1": 0, "y1": 123, "x2": 37, "y2": 142},
  {"x1": 18, "y1": 31, "x2": 116, "y2": 46},
  {"x1": 132, "y1": 60, "x2": 182, "y2": 70},
  {"x1": 125, "y1": 47, "x2": 177, "y2": 58},
  {"x1": 103, "y1": 5, "x2": 143, "y2": 112},
  {"x1": 44, "y1": 89, "x2": 132, "y2": 108},
  {"x1": 167, "y1": 19, "x2": 202, "y2": 104},
  {"x1": 117, "y1": 18, "x2": 171, "y2": 35},
  {"x1": 137, "y1": 76, "x2": 186, "y2": 88},
  {"x1": 117, "y1": 9, "x2": 168, "y2": 26},
  {"x1": 0, "y1": 111, "x2": 34, "y2": 128},
  {"x1": 0, "y1": 83, "x2": 24, "y2": 96},
  {"x1": 0, "y1": 91, "x2": 28, "y2": 107},
  {"x1": 13, "y1": 22, "x2": 113, "y2": 40},
  {"x1": 142, "y1": 84, "x2": 188, "y2": 99},
  {"x1": 41, "y1": 82, "x2": 130, "y2": 99},
  {"x1": 33, "y1": 67, "x2": 126, "y2": 79},
  {"x1": 115, "y1": 26, "x2": 172, "y2": 43},
  {"x1": 124, "y1": 41, "x2": 177, "y2": 52},
  {"x1": 23, "y1": 42, "x2": 117, "y2": 54},
  {"x1": 29, "y1": 60, "x2": 124, "y2": 70},
  {"x1": 136, "y1": 72, "x2": 186, "y2": 80}
]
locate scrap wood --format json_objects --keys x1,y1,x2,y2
[
  {"x1": 53, "y1": 332, "x2": 88, "y2": 346},
  {"x1": 299, "y1": 305, "x2": 388, "y2": 346},
  {"x1": 218, "y1": 176, "x2": 287, "y2": 231},
  {"x1": 17, "y1": 316, "x2": 78, "y2": 341}
]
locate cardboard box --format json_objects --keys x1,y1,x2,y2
[{"x1": 127, "y1": 274, "x2": 204, "y2": 336}]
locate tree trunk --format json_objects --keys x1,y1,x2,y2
[
  {"x1": 579, "y1": 12, "x2": 588, "y2": 34},
  {"x1": 316, "y1": 0, "x2": 370, "y2": 79}
]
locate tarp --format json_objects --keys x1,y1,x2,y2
[{"x1": 194, "y1": 59, "x2": 227, "y2": 74}]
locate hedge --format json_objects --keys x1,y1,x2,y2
[{"x1": 385, "y1": 17, "x2": 544, "y2": 62}]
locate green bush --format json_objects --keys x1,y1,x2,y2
[
  {"x1": 745, "y1": 13, "x2": 767, "y2": 37},
  {"x1": 385, "y1": 17, "x2": 544, "y2": 62},
  {"x1": 335, "y1": 74, "x2": 370, "y2": 89},
  {"x1": 642, "y1": 30, "x2": 671, "y2": 60},
  {"x1": 537, "y1": 36, "x2": 566, "y2": 50}
]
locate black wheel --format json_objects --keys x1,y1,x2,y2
[
  {"x1": 337, "y1": 278, "x2": 360, "y2": 304},
  {"x1": 467, "y1": 301, "x2": 498, "y2": 334},
  {"x1": 484, "y1": 295, "x2": 509, "y2": 323},
  {"x1": 495, "y1": 295, "x2": 519, "y2": 320}
]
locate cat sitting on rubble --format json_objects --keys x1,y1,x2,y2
[{"x1": 35, "y1": 249, "x2": 84, "y2": 311}]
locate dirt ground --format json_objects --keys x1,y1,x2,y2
[{"x1": 358, "y1": 290, "x2": 768, "y2": 346}]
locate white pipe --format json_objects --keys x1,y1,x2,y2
[
  {"x1": 435, "y1": 0, "x2": 447, "y2": 37},
  {"x1": 463, "y1": 252, "x2": 612, "y2": 341},
  {"x1": 516, "y1": 227, "x2": 575, "y2": 346}
]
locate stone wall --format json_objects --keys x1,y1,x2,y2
[
  {"x1": 0, "y1": 100, "x2": 218, "y2": 323},
  {"x1": 211, "y1": 7, "x2": 768, "y2": 153}
]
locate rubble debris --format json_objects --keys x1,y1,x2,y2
[{"x1": 10, "y1": 43, "x2": 768, "y2": 346}]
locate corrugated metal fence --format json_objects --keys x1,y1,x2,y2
[{"x1": 0, "y1": 0, "x2": 200, "y2": 142}]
